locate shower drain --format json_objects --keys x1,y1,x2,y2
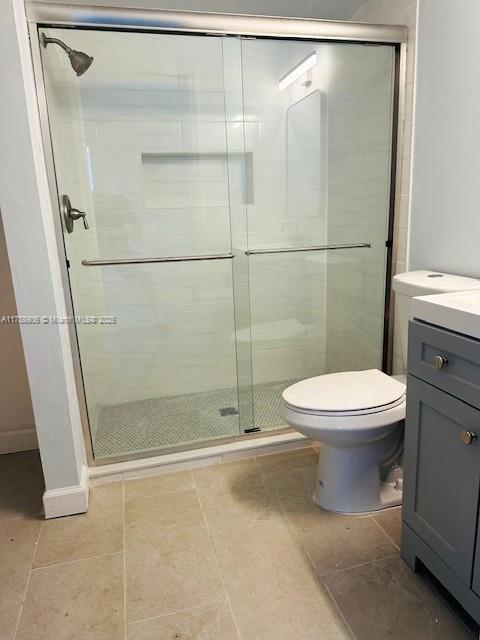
[{"x1": 219, "y1": 406, "x2": 239, "y2": 416}]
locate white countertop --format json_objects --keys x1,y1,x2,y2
[{"x1": 411, "y1": 290, "x2": 480, "y2": 340}]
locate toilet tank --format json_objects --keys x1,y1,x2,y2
[{"x1": 392, "y1": 270, "x2": 480, "y2": 369}]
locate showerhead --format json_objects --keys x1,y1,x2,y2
[
  {"x1": 41, "y1": 33, "x2": 93, "y2": 77},
  {"x1": 68, "y1": 49, "x2": 94, "y2": 76}
]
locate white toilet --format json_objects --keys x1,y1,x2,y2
[{"x1": 281, "y1": 270, "x2": 480, "y2": 515}]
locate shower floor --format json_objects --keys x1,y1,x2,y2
[{"x1": 93, "y1": 379, "x2": 300, "y2": 458}]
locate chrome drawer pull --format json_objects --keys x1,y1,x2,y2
[
  {"x1": 433, "y1": 355, "x2": 448, "y2": 369},
  {"x1": 460, "y1": 430, "x2": 478, "y2": 446}
]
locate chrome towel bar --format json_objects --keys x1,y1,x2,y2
[
  {"x1": 245, "y1": 242, "x2": 371, "y2": 256},
  {"x1": 81, "y1": 253, "x2": 235, "y2": 266}
]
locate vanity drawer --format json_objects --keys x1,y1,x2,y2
[{"x1": 408, "y1": 320, "x2": 480, "y2": 410}]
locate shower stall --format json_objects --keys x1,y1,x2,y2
[{"x1": 30, "y1": 4, "x2": 406, "y2": 464}]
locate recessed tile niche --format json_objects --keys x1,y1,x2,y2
[{"x1": 141, "y1": 152, "x2": 254, "y2": 209}]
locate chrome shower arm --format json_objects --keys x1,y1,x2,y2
[{"x1": 41, "y1": 34, "x2": 72, "y2": 54}]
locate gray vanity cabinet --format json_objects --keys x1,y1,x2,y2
[
  {"x1": 402, "y1": 320, "x2": 480, "y2": 623},
  {"x1": 403, "y1": 376, "x2": 480, "y2": 584}
]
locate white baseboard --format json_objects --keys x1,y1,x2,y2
[
  {"x1": 43, "y1": 464, "x2": 89, "y2": 519},
  {"x1": 0, "y1": 424, "x2": 38, "y2": 454}
]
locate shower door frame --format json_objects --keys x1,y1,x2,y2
[{"x1": 26, "y1": 1, "x2": 407, "y2": 466}]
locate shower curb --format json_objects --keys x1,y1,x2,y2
[{"x1": 88, "y1": 432, "x2": 311, "y2": 485}]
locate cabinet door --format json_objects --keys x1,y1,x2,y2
[{"x1": 403, "y1": 375, "x2": 480, "y2": 585}]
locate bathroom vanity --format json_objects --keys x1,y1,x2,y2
[{"x1": 402, "y1": 289, "x2": 480, "y2": 624}]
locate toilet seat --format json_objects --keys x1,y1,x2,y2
[
  {"x1": 282, "y1": 369, "x2": 406, "y2": 418},
  {"x1": 283, "y1": 394, "x2": 406, "y2": 418}
]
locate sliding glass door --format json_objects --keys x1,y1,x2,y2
[
  {"x1": 39, "y1": 26, "x2": 396, "y2": 460},
  {"x1": 40, "y1": 29, "x2": 249, "y2": 458},
  {"x1": 240, "y1": 39, "x2": 395, "y2": 429}
]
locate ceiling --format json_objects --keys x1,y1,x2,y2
[{"x1": 28, "y1": 0, "x2": 368, "y2": 21}]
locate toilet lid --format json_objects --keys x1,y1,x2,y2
[{"x1": 282, "y1": 369, "x2": 406, "y2": 413}]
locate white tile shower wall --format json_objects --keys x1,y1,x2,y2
[
  {"x1": 351, "y1": 0, "x2": 417, "y2": 374},
  {"x1": 83, "y1": 35, "x2": 329, "y2": 399},
  {"x1": 240, "y1": 40, "x2": 329, "y2": 386},
  {"x1": 41, "y1": 31, "x2": 238, "y2": 412},
  {"x1": 324, "y1": 44, "x2": 395, "y2": 373},
  {"x1": 275, "y1": 41, "x2": 395, "y2": 375},
  {"x1": 41, "y1": 30, "x2": 327, "y2": 412}
]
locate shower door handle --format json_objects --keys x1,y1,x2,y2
[
  {"x1": 245, "y1": 242, "x2": 371, "y2": 256},
  {"x1": 81, "y1": 253, "x2": 235, "y2": 266},
  {"x1": 62, "y1": 194, "x2": 89, "y2": 233}
]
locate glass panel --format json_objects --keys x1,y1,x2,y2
[
  {"x1": 240, "y1": 40, "x2": 395, "y2": 429},
  {"x1": 40, "y1": 28, "x2": 244, "y2": 457},
  {"x1": 73, "y1": 261, "x2": 240, "y2": 457}
]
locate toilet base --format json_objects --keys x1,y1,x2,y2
[
  {"x1": 314, "y1": 480, "x2": 402, "y2": 515},
  {"x1": 312, "y1": 425, "x2": 403, "y2": 514}
]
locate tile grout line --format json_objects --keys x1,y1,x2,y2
[
  {"x1": 369, "y1": 513, "x2": 401, "y2": 551},
  {"x1": 13, "y1": 519, "x2": 43, "y2": 639},
  {"x1": 253, "y1": 448, "x2": 319, "y2": 478},
  {"x1": 323, "y1": 582, "x2": 358, "y2": 640},
  {"x1": 123, "y1": 470, "x2": 196, "y2": 502},
  {"x1": 31, "y1": 549, "x2": 124, "y2": 571},
  {"x1": 127, "y1": 600, "x2": 231, "y2": 628},
  {"x1": 319, "y1": 553, "x2": 401, "y2": 577},
  {"x1": 254, "y1": 453, "x2": 358, "y2": 639},
  {"x1": 122, "y1": 481, "x2": 127, "y2": 640},
  {"x1": 123, "y1": 485, "x2": 197, "y2": 505},
  {"x1": 255, "y1": 455, "x2": 401, "y2": 640},
  {"x1": 122, "y1": 473, "x2": 228, "y2": 628},
  {"x1": 194, "y1": 480, "x2": 243, "y2": 640},
  {"x1": 274, "y1": 497, "x2": 358, "y2": 640}
]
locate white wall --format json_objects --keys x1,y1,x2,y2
[
  {"x1": 409, "y1": 0, "x2": 480, "y2": 278},
  {"x1": 0, "y1": 0, "x2": 87, "y2": 517},
  {"x1": 0, "y1": 216, "x2": 36, "y2": 453}
]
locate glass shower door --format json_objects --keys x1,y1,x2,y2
[
  {"x1": 240, "y1": 39, "x2": 396, "y2": 429},
  {"x1": 40, "y1": 28, "x2": 247, "y2": 458},
  {"x1": 39, "y1": 26, "x2": 398, "y2": 455}
]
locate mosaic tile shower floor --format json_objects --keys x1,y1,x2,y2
[{"x1": 94, "y1": 379, "x2": 300, "y2": 457}]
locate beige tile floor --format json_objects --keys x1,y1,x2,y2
[{"x1": 0, "y1": 448, "x2": 478, "y2": 640}]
